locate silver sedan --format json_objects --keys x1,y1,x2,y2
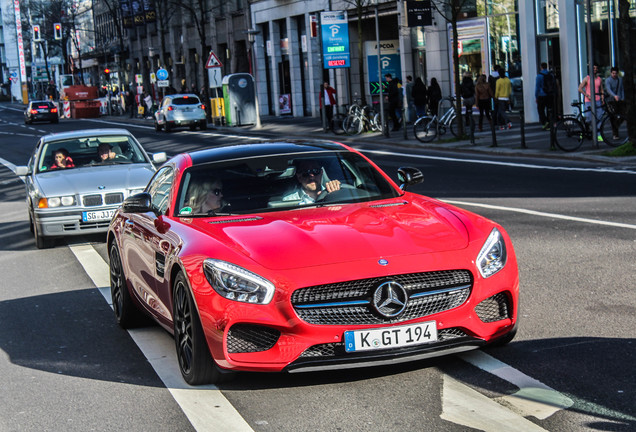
[{"x1": 15, "y1": 128, "x2": 167, "y2": 248}]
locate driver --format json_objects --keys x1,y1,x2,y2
[
  {"x1": 282, "y1": 159, "x2": 340, "y2": 205},
  {"x1": 97, "y1": 143, "x2": 118, "y2": 161}
]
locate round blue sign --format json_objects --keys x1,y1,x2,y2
[{"x1": 156, "y1": 68, "x2": 169, "y2": 81}]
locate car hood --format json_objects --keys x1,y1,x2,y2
[
  {"x1": 34, "y1": 164, "x2": 155, "y2": 197},
  {"x1": 196, "y1": 198, "x2": 470, "y2": 271}
]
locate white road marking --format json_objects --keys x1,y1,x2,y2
[
  {"x1": 69, "y1": 244, "x2": 255, "y2": 432},
  {"x1": 441, "y1": 375, "x2": 548, "y2": 431},
  {"x1": 363, "y1": 149, "x2": 636, "y2": 175},
  {"x1": 458, "y1": 351, "x2": 573, "y2": 420},
  {"x1": 444, "y1": 199, "x2": 636, "y2": 230}
]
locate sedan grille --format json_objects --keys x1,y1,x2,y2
[
  {"x1": 292, "y1": 270, "x2": 472, "y2": 325},
  {"x1": 81, "y1": 192, "x2": 125, "y2": 207}
]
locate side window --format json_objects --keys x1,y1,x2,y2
[{"x1": 147, "y1": 167, "x2": 174, "y2": 215}]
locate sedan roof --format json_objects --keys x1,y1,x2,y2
[
  {"x1": 188, "y1": 140, "x2": 346, "y2": 165},
  {"x1": 40, "y1": 128, "x2": 134, "y2": 143}
]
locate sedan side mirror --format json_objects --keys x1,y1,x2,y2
[
  {"x1": 397, "y1": 167, "x2": 424, "y2": 190},
  {"x1": 15, "y1": 166, "x2": 29, "y2": 176},
  {"x1": 152, "y1": 152, "x2": 167, "y2": 164},
  {"x1": 122, "y1": 192, "x2": 154, "y2": 213}
]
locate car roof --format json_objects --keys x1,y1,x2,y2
[
  {"x1": 166, "y1": 93, "x2": 200, "y2": 99},
  {"x1": 40, "y1": 128, "x2": 134, "y2": 143},
  {"x1": 187, "y1": 140, "x2": 347, "y2": 165},
  {"x1": 29, "y1": 100, "x2": 54, "y2": 105}
]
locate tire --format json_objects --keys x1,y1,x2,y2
[
  {"x1": 200, "y1": 121, "x2": 207, "y2": 130},
  {"x1": 52, "y1": 118, "x2": 59, "y2": 124},
  {"x1": 109, "y1": 242, "x2": 145, "y2": 329},
  {"x1": 189, "y1": 124, "x2": 197, "y2": 131},
  {"x1": 165, "y1": 122, "x2": 173, "y2": 133},
  {"x1": 413, "y1": 116, "x2": 438, "y2": 143},
  {"x1": 33, "y1": 217, "x2": 53, "y2": 249},
  {"x1": 343, "y1": 115, "x2": 362, "y2": 135},
  {"x1": 554, "y1": 118, "x2": 584, "y2": 152},
  {"x1": 599, "y1": 114, "x2": 628, "y2": 148},
  {"x1": 449, "y1": 116, "x2": 460, "y2": 137},
  {"x1": 173, "y1": 271, "x2": 222, "y2": 385},
  {"x1": 371, "y1": 113, "x2": 383, "y2": 132},
  {"x1": 154, "y1": 120, "x2": 162, "y2": 131}
]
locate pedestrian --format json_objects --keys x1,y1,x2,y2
[
  {"x1": 319, "y1": 81, "x2": 337, "y2": 127},
  {"x1": 405, "y1": 75, "x2": 415, "y2": 123},
  {"x1": 488, "y1": 65, "x2": 501, "y2": 126},
  {"x1": 578, "y1": 63, "x2": 604, "y2": 124},
  {"x1": 495, "y1": 68, "x2": 512, "y2": 129},
  {"x1": 474, "y1": 74, "x2": 492, "y2": 131},
  {"x1": 535, "y1": 62, "x2": 555, "y2": 130},
  {"x1": 460, "y1": 72, "x2": 475, "y2": 127},
  {"x1": 127, "y1": 89, "x2": 136, "y2": 118},
  {"x1": 427, "y1": 77, "x2": 442, "y2": 117},
  {"x1": 605, "y1": 66, "x2": 624, "y2": 140},
  {"x1": 412, "y1": 77, "x2": 428, "y2": 119},
  {"x1": 385, "y1": 73, "x2": 402, "y2": 131}
]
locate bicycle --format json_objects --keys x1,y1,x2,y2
[
  {"x1": 413, "y1": 97, "x2": 459, "y2": 143},
  {"x1": 554, "y1": 100, "x2": 628, "y2": 152},
  {"x1": 343, "y1": 103, "x2": 382, "y2": 135}
]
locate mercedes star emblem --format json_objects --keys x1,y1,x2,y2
[{"x1": 372, "y1": 281, "x2": 408, "y2": 318}]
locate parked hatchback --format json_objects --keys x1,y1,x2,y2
[
  {"x1": 154, "y1": 93, "x2": 207, "y2": 132},
  {"x1": 24, "y1": 100, "x2": 59, "y2": 124}
]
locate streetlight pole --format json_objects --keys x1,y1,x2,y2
[
  {"x1": 374, "y1": 0, "x2": 387, "y2": 137},
  {"x1": 246, "y1": 29, "x2": 262, "y2": 129}
]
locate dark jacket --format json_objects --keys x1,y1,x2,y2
[
  {"x1": 387, "y1": 79, "x2": 402, "y2": 106},
  {"x1": 427, "y1": 82, "x2": 442, "y2": 104},
  {"x1": 412, "y1": 80, "x2": 427, "y2": 106}
]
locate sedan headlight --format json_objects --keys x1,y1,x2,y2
[
  {"x1": 476, "y1": 228, "x2": 507, "y2": 278},
  {"x1": 203, "y1": 259, "x2": 275, "y2": 304},
  {"x1": 38, "y1": 196, "x2": 76, "y2": 208}
]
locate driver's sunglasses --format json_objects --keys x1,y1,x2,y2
[
  {"x1": 212, "y1": 188, "x2": 223, "y2": 196},
  {"x1": 300, "y1": 168, "x2": 322, "y2": 177}
]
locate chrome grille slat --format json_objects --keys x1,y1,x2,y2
[{"x1": 292, "y1": 270, "x2": 473, "y2": 325}]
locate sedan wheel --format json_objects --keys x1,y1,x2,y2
[
  {"x1": 173, "y1": 271, "x2": 222, "y2": 385},
  {"x1": 154, "y1": 120, "x2": 162, "y2": 131},
  {"x1": 110, "y1": 242, "x2": 144, "y2": 328},
  {"x1": 165, "y1": 122, "x2": 173, "y2": 132}
]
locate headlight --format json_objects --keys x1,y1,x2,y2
[
  {"x1": 203, "y1": 259, "x2": 275, "y2": 304},
  {"x1": 38, "y1": 196, "x2": 76, "y2": 208},
  {"x1": 476, "y1": 228, "x2": 507, "y2": 278}
]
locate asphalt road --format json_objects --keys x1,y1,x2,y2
[{"x1": 1, "y1": 105, "x2": 635, "y2": 432}]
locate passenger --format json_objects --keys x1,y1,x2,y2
[
  {"x1": 188, "y1": 179, "x2": 224, "y2": 214},
  {"x1": 50, "y1": 148, "x2": 75, "y2": 169},
  {"x1": 282, "y1": 160, "x2": 341, "y2": 205}
]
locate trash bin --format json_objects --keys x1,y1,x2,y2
[{"x1": 222, "y1": 73, "x2": 256, "y2": 126}]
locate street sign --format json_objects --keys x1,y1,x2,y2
[
  {"x1": 205, "y1": 51, "x2": 223, "y2": 68},
  {"x1": 156, "y1": 68, "x2": 169, "y2": 80},
  {"x1": 321, "y1": 11, "x2": 350, "y2": 69},
  {"x1": 157, "y1": 80, "x2": 169, "y2": 88}
]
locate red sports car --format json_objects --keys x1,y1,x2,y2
[{"x1": 107, "y1": 141, "x2": 519, "y2": 384}]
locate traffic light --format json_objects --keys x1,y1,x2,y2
[
  {"x1": 33, "y1": 25, "x2": 41, "y2": 41},
  {"x1": 104, "y1": 69, "x2": 111, "y2": 81},
  {"x1": 54, "y1": 23, "x2": 62, "y2": 40}
]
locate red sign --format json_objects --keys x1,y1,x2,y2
[{"x1": 205, "y1": 51, "x2": 223, "y2": 69}]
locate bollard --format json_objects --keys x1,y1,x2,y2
[
  {"x1": 469, "y1": 109, "x2": 475, "y2": 145},
  {"x1": 403, "y1": 107, "x2": 408, "y2": 139},
  {"x1": 520, "y1": 107, "x2": 526, "y2": 148}
]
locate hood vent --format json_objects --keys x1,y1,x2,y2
[
  {"x1": 208, "y1": 216, "x2": 263, "y2": 224},
  {"x1": 369, "y1": 201, "x2": 408, "y2": 208}
]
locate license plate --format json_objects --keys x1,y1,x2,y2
[
  {"x1": 82, "y1": 209, "x2": 116, "y2": 222},
  {"x1": 344, "y1": 321, "x2": 437, "y2": 353}
]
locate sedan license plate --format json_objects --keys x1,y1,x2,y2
[
  {"x1": 344, "y1": 321, "x2": 437, "y2": 353},
  {"x1": 82, "y1": 209, "x2": 116, "y2": 222}
]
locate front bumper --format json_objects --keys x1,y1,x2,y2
[{"x1": 34, "y1": 207, "x2": 118, "y2": 237}]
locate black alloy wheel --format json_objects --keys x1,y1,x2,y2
[
  {"x1": 109, "y1": 242, "x2": 143, "y2": 328},
  {"x1": 173, "y1": 271, "x2": 222, "y2": 385}
]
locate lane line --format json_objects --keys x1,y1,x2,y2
[
  {"x1": 459, "y1": 351, "x2": 573, "y2": 420},
  {"x1": 444, "y1": 199, "x2": 636, "y2": 230},
  {"x1": 441, "y1": 375, "x2": 548, "y2": 431},
  {"x1": 69, "y1": 244, "x2": 255, "y2": 432}
]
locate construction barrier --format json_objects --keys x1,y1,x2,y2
[{"x1": 63, "y1": 101, "x2": 71, "y2": 118}]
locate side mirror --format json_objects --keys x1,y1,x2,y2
[
  {"x1": 152, "y1": 152, "x2": 167, "y2": 164},
  {"x1": 122, "y1": 192, "x2": 154, "y2": 213},
  {"x1": 15, "y1": 166, "x2": 29, "y2": 176},
  {"x1": 397, "y1": 167, "x2": 424, "y2": 190}
]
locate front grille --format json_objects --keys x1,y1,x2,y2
[
  {"x1": 299, "y1": 328, "x2": 470, "y2": 358},
  {"x1": 292, "y1": 270, "x2": 472, "y2": 325},
  {"x1": 474, "y1": 292, "x2": 511, "y2": 323},
  {"x1": 82, "y1": 192, "x2": 125, "y2": 207},
  {"x1": 226, "y1": 324, "x2": 280, "y2": 353}
]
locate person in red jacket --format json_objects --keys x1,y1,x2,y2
[
  {"x1": 319, "y1": 81, "x2": 337, "y2": 126},
  {"x1": 50, "y1": 148, "x2": 75, "y2": 169}
]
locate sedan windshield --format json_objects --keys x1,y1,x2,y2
[
  {"x1": 37, "y1": 135, "x2": 148, "y2": 173},
  {"x1": 176, "y1": 151, "x2": 401, "y2": 216}
]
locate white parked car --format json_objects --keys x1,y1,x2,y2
[
  {"x1": 15, "y1": 128, "x2": 167, "y2": 248},
  {"x1": 154, "y1": 93, "x2": 207, "y2": 132}
]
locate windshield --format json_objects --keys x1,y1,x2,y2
[
  {"x1": 176, "y1": 151, "x2": 400, "y2": 216},
  {"x1": 172, "y1": 96, "x2": 201, "y2": 105},
  {"x1": 37, "y1": 135, "x2": 149, "y2": 173}
]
